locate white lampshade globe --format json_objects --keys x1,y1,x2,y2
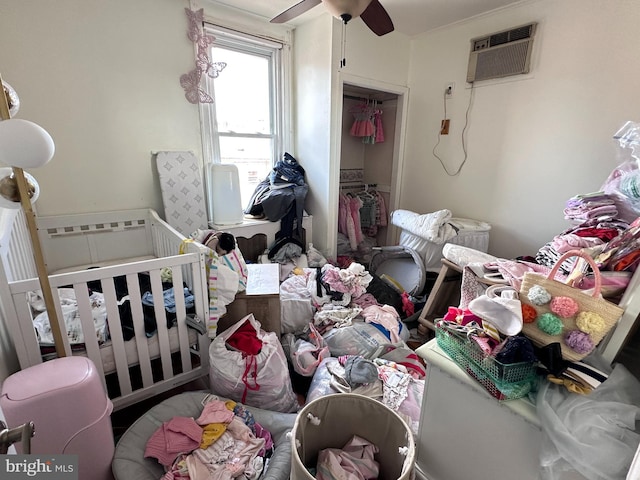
[
  {"x1": 323, "y1": 0, "x2": 372, "y2": 20},
  {"x1": 0, "y1": 118, "x2": 55, "y2": 168}
]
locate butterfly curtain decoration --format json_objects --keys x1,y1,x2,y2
[{"x1": 180, "y1": 8, "x2": 226, "y2": 104}]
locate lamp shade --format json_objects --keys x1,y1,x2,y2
[
  {"x1": 0, "y1": 119, "x2": 55, "y2": 168},
  {"x1": 323, "y1": 0, "x2": 372, "y2": 19},
  {"x1": 0, "y1": 167, "x2": 40, "y2": 209}
]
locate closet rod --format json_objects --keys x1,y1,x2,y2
[
  {"x1": 344, "y1": 94, "x2": 382, "y2": 104},
  {"x1": 339, "y1": 183, "x2": 378, "y2": 190}
]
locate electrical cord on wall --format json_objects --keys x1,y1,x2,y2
[{"x1": 433, "y1": 82, "x2": 475, "y2": 176}]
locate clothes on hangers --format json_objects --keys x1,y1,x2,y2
[{"x1": 337, "y1": 186, "x2": 388, "y2": 247}]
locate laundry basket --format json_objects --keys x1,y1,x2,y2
[
  {"x1": 390, "y1": 210, "x2": 491, "y2": 273},
  {"x1": 291, "y1": 393, "x2": 415, "y2": 480}
]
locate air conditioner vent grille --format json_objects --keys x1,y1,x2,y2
[
  {"x1": 467, "y1": 22, "x2": 537, "y2": 83},
  {"x1": 474, "y1": 42, "x2": 531, "y2": 82},
  {"x1": 489, "y1": 24, "x2": 534, "y2": 47}
]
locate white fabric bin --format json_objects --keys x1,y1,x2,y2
[{"x1": 291, "y1": 393, "x2": 415, "y2": 480}]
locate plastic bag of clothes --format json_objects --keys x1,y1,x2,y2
[
  {"x1": 536, "y1": 353, "x2": 640, "y2": 479},
  {"x1": 209, "y1": 314, "x2": 299, "y2": 413}
]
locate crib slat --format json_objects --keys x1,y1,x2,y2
[
  {"x1": 10, "y1": 292, "x2": 44, "y2": 366},
  {"x1": 101, "y1": 278, "x2": 133, "y2": 397},
  {"x1": 126, "y1": 273, "x2": 154, "y2": 388},
  {"x1": 49, "y1": 288, "x2": 73, "y2": 358},
  {"x1": 149, "y1": 269, "x2": 173, "y2": 380},
  {"x1": 171, "y1": 267, "x2": 192, "y2": 374},
  {"x1": 73, "y1": 282, "x2": 107, "y2": 390}
]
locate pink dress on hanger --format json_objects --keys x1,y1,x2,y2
[
  {"x1": 350, "y1": 104, "x2": 375, "y2": 137},
  {"x1": 374, "y1": 109, "x2": 385, "y2": 143}
]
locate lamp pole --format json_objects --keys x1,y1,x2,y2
[{"x1": 0, "y1": 74, "x2": 66, "y2": 358}]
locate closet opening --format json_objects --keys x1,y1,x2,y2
[{"x1": 336, "y1": 81, "x2": 406, "y2": 269}]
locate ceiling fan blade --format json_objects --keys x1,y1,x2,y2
[
  {"x1": 271, "y1": 0, "x2": 322, "y2": 23},
  {"x1": 360, "y1": 0, "x2": 394, "y2": 36}
]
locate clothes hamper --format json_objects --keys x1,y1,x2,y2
[
  {"x1": 0, "y1": 357, "x2": 115, "y2": 480},
  {"x1": 291, "y1": 393, "x2": 415, "y2": 480}
]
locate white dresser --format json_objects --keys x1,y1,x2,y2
[{"x1": 414, "y1": 340, "x2": 586, "y2": 480}]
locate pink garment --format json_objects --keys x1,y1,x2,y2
[
  {"x1": 361, "y1": 304, "x2": 402, "y2": 343},
  {"x1": 349, "y1": 196, "x2": 364, "y2": 246},
  {"x1": 196, "y1": 399, "x2": 235, "y2": 426},
  {"x1": 376, "y1": 191, "x2": 387, "y2": 227},
  {"x1": 493, "y1": 259, "x2": 554, "y2": 291},
  {"x1": 350, "y1": 118, "x2": 375, "y2": 137},
  {"x1": 374, "y1": 110, "x2": 384, "y2": 143},
  {"x1": 351, "y1": 293, "x2": 380, "y2": 309},
  {"x1": 338, "y1": 194, "x2": 349, "y2": 236},
  {"x1": 316, "y1": 435, "x2": 380, "y2": 480},
  {"x1": 350, "y1": 103, "x2": 375, "y2": 138},
  {"x1": 145, "y1": 417, "x2": 203, "y2": 467},
  {"x1": 345, "y1": 200, "x2": 359, "y2": 250},
  {"x1": 550, "y1": 233, "x2": 604, "y2": 253},
  {"x1": 254, "y1": 422, "x2": 273, "y2": 457}
]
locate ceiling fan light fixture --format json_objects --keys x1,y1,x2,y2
[{"x1": 323, "y1": 0, "x2": 372, "y2": 21}]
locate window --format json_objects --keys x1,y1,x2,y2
[{"x1": 201, "y1": 25, "x2": 288, "y2": 210}]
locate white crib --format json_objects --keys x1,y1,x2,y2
[{"x1": 0, "y1": 208, "x2": 210, "y2": 411}]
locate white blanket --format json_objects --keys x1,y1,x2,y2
[
  {"x1": 29, "y1": 288, "x2": 108, "y2": 345},
  {"x1": 390, "y1": 209, "x2": 458, "y2": 244}
]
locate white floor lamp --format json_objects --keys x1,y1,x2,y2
[{"x1": 0, "y1": 74, "x2": 66, "y2": 358}]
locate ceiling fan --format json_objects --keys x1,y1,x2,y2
[{"x1": 270, "y1": 0, "x2": 394, "y2": 36}]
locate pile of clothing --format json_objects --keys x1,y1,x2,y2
[{"x1": 144, "y1": 397, "x2": 275, "y2": 479}]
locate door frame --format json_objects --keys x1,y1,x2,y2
[{"x1": 328, "y1": 73, "x2": 410, "y2": 258}]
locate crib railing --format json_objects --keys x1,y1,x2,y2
[{"x1": 0, "y1": 209, "x2": 211, "y2": 411}]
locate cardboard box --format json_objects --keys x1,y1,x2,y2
[{"x1": 218, "y1": 264, "x2": 281, "y2": 336}]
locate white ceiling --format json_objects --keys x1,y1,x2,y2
[{"x1": 214, "y1": 0, "x2": 523, "y2": 37}]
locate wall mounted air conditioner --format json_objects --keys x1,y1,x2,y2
[{"x1": 467, "y1": 22, "x2": 537, "y2": 83}]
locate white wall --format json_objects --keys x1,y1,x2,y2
[
  {"x1": 291, "y1": 15, "x2": 335, "y2": 255},
  {"x1": 403, "y1": 0, "x2": 640, "y2": 259},
  {"x1": 0, "y1": 0, "x2": 202, "y2": 217}
]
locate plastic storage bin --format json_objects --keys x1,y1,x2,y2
[
  {"x1": 0, "y1": 357, "x2": 115, "y2": 480},
  {"x1": 435, "y1": 321, "x2": 538, "y2": 400},
  {"x1": 291, "y1": 393, "x2": 415, "y2": 480},
  {"x1": 207, "y1": 163, "x2": 244, "y2": 225}
]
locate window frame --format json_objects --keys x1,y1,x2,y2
[{"x1": 199, "y1": 24, "x2": 289, "y2": 171}]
